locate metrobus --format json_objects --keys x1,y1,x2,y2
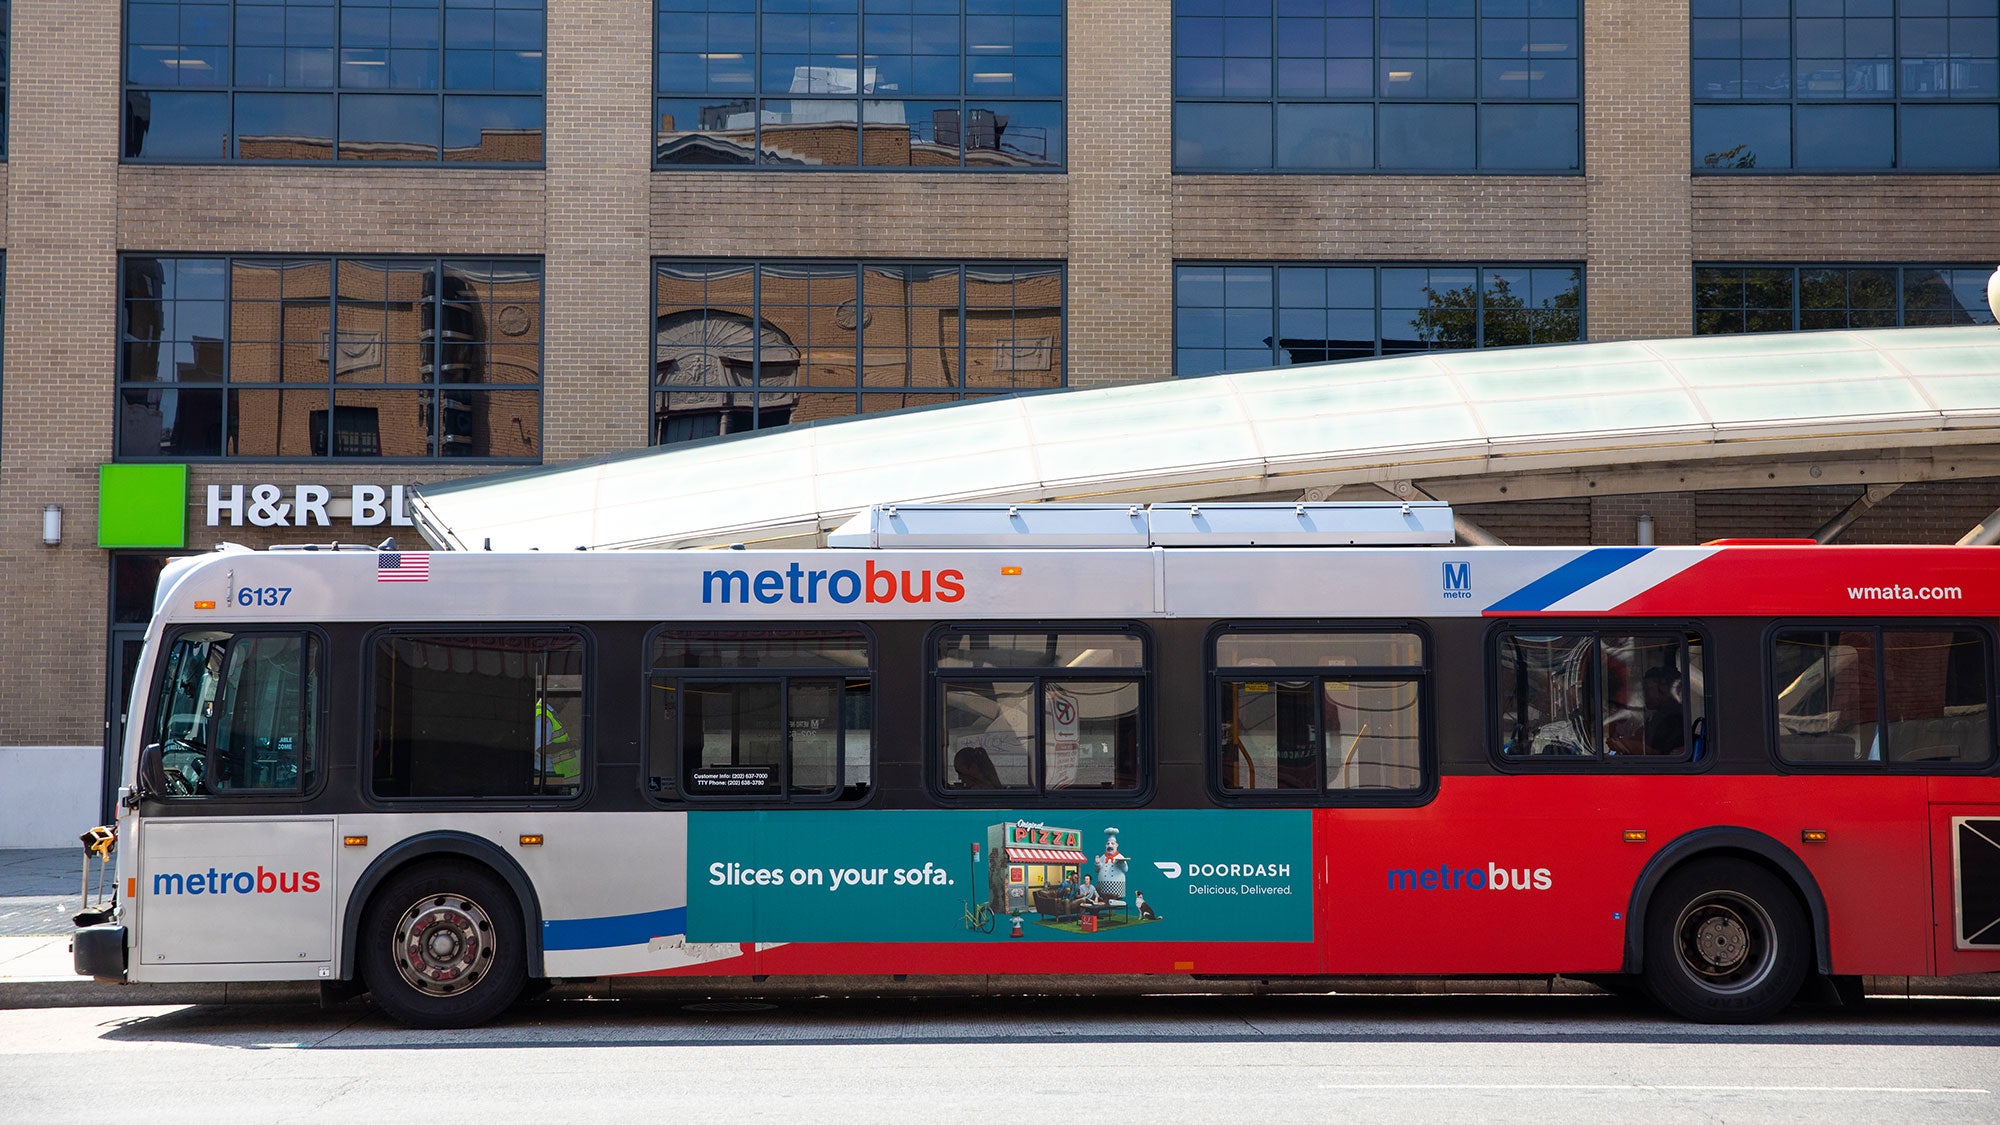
[{"x1": 73, "y1": 502, "x2": 2000, "y2": 1028}]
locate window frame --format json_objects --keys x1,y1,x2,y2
[
  {"x1": 1207, "y1": 620, "x2": 1437, "y2": 806},
  {"x1": 642, "y1": 623, "x2": 878, "y2": 807},
  {"x1": 1486, "y1": 620, "x2": 1715, "y2": 773},
  {"x1": 362, "y1": 624, "x2": 593, "y2": 808},
  {"x1": 115, "y1": 253, "x2": 546, "y2": 464},
  {"x1": 1170, "y1": 0, "x2": 1584, "y2": 175},
  {"x1": 1764, "y1": 618, "x2": 2000, "y2": 774},
  {"x1": 651, "y1": 0, "x2": 1067, "y2": 172},
  {"x1": 141, "y1": 623, "x2": 328, "y2": 802},
  {"x1": 925, "y1": 621, "x2": 1155, "y2": 806},
  {"x1": 121, "y1": 0, "x2": 547, "y2": 167}
]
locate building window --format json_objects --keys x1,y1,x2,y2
[
  {"x1": 123, "y1": 0, "x2": 545, "y2": 164},
  {"x1": 1694, "y1": 264, "x2": 1999, "y2": 333},
  {"x1": 117, "y1": 256, "x2": 543, "y2": 461},
  {"x1": 654, "y1": 260, "x2": 1064, "y2": 442},
  {"x1": 1173, "y1": 0, "x2": 1580, "y2": 173},
  {"x1": 1693, "y1": 0, "x2": 2000, "y2": 171},
  {"x1": 934, "y1": 628, "x2": 1147, "y2": 797},
  {"x1": 655, "y1": 0, "x2": 1063, "y2": 168},
  {"x1": 1175, "y1": 262, "x2": 1582, "y2": 376}
]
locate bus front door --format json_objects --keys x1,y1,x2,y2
[{"x1": 134, "y1": 817, "x2": 336, "y2": 977}]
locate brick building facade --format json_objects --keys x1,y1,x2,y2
[{"x1": 0, "y1": 0, "x2": 1998, "y2": 843}]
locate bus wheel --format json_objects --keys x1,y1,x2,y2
[
  {"x1": 361, "y1": 862, "x2": 526, "y2": 1029},
  {"x1": 1642, "y1": 858, "x2": 1808, "y2": 1024}
]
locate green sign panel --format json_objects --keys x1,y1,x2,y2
[
  {"x1": 98, "y1": 464, "x2": 188, "y2": 548},
  {"x1": 687, "y1": 809, "x2": 1312, "y2": 944}
]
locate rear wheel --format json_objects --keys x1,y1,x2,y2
[
  {"x1": 1643, "y1": 858, "x2": 1809, "y2": 1024},
  {"x1": 360, "y1": 861, "x2": 526, "y2": 1029}
]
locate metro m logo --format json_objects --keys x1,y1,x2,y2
[{"x1": 1442, "y1": 561, "x2": 1472, "y2": 599}]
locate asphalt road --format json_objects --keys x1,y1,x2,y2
[{"x1": 5, "y1": 992, "x2": 2000, "y2": 1123}]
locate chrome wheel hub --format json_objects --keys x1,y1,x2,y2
[{"x1": 393, "y1": 893, "x2": 494, "y2": 997}]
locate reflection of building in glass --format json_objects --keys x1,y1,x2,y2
[
  {"x1": 652, "y1": 261, "x2": 1063, "y2": 443},
  {"x1": 233, "y1": 128, "x2": 544, "y2": 164},
  {"x1": 657, "y1": 94, "x2": 1049, "y2": 168},
  {"x1": 117, "y1": 257, "x2": 543, "y2": 460}
]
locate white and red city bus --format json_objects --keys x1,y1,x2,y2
[{"x1": 74, "y1": 502, "x2": 2000, "y2": 1027}]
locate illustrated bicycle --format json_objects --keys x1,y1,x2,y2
[{"x1": 960, "y1": 898, "x2": 996, "y2": 933}]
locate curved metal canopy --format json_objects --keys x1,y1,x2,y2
[{"x1": 411, "y1": 325, "x2": 2000, "y2": 551}]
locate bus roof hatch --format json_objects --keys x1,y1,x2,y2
[{"x1": 826, "y1": 502, "x2": 1456, "y2": 548}]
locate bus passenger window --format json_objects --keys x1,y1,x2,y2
[
  {"x1": 1214, "y1": 630, "x2": 1426, "y2": 799},
  {"x1": 933, "y1": 629, "x2": 1146, "y2": 797},
  {"x1": 1773, "y1": 626, "x2": 1993, "y2": 768},
  {"x1": 148, "y1": 629, "x2": 320, "y2": 796},
  {"x1": 1495, "y1": 629, "x2": 1702, "y2": 763},
  {"x1": 370, "y1": 632, "x2": 586, "y2": 800},
  {"x1": 648, "y1": 629, "x2": 872, "y2": 802}
]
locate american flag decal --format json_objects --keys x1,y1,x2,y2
[{"x1": 377, "y1": 552, "x2": 431, "y2": 583}]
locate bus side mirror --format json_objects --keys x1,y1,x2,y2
[{"x1": 138, "y1": 742, "x2": 168, "y2": 799}]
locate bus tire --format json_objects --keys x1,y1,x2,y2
[
  {"x1": 1642, "y1": 857, "x2": 1808, "y2": 1024},
  {"x1": 360, "y1": 861, "x2": 527, "y2": 1029}
]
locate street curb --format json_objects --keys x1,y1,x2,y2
[
  {"x1": 0, "y1": 979, "x2": 318, "y2": 1009},
  {"x1": 5, "y1": 972, "x2": 2000, "y2": 1011}
]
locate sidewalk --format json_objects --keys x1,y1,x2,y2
[{"x1": 0, "y1": 849, "x2": 87, "y2": 984}]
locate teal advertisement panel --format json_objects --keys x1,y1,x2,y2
[{"x1": 687, "y1": 810, "x2": 1312, "y2": 943}]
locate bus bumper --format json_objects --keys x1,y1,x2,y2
[{"x1": 72, "y1": 924, "x2": 128, "y2": 982}]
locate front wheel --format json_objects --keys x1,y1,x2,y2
[
  {"x1": 1642, "y1": 858, "x2": 1809, "y2": 1024},
  {"x1": 979, "y1": 904, "x2": 996, "y2": 934},
  {"x1": 360, "y1": 861, "x2": 526, "y2": 1029}
]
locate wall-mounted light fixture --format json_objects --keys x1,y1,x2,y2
[
  {"x1": 41, "y1": 504, "x2": 62, "y2": 547},
  {"x1": 1636, "y1": 513, "x2": 1655, "y2": 545}
]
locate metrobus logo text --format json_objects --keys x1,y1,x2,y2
[
  {"x1": 1387, "y1": 863, "x2": 1551, "y2": 891},
  {"x1": 702, "y1": 560, "x2": 966, "y2": 605},
  {"x1": 151, "y1": 866, "x2": 322, "y2": 896}
]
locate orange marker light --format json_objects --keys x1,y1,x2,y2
[
  {"x1": 193, "y1": 600, "x2": 216, "y2": 610},
  {"x1": 127, "y1": 877, "x2": 136, "y2": 898},
  {"x1": 1802, "y1": 829, "x2": 1828, "y2": 844},
  {"x1": 1622, "y1": 829, "x2": 1648, "y2": 843},
  {"x1": 342, "y1": 835, "x2": 368, "y2": 847},
  {"x1": 520, "y1": 834, "x2": 544, "y2": 847},
  {"x1": 1001, "y1": 566, "x2": 1022, "y2": 576}
]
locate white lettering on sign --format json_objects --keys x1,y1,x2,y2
[{"x1": 205, "y1": 484, "x2": 416, "y2": 528}]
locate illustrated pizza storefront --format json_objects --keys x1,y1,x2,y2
[{"x1": 987, "y1": 821, "x2": 1086, "y2": 915}]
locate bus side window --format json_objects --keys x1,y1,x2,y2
[
  {"x1": 933, "y1": 628, "x2": 1147, "y2": 798},
  {"x1": 1773, "y1": 625, "x2": 1996, "y2": 769},
  {"x1": 648, "y1": 629, "x2": 873, "y2": 803},
  {"x1": 1214, "y1": 629, "x2": 1426, "y2": 799},
  {"x1": 370, "y1": 632, "x2": 587, "y2": 801},
  {"x1": 1495, "y1": 628, "x2": 1702, "y2": 764}
]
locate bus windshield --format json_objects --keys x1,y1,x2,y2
[{"x1": 148, "y1": 629, "x2": 316, "y2": 795}]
